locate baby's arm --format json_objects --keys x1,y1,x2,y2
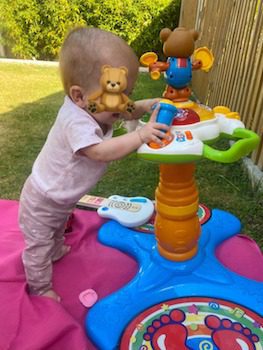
[
  {"x1": 79, "y1": 107, "x2": 169, "y2": 162},
  {"x1": 124, "y1": 98, "x2": 160, "y2": 120}
]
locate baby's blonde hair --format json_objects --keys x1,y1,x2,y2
[{"x1": 59, "y1": 27, "x2": 139, "y2": 95}]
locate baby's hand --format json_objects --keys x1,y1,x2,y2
[
  {"x1": 137, "y1": 105, "x2": 170, "y2": 145},
  {"x1": 138, "y1": 98, "x2": 161, "y2": 113},
  {"x1": 126, "y1": 98, "x2": 161, "y2": 120}
]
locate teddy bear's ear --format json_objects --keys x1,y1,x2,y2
[
  {"x1": 119, "y1": 66, "x2": 128, "y2": 75},
  {"x1": 190, "y1": 29, "x2": 199, "y2": 41},
  {"x1": 101, "y1": 65, "x2": 111, "y2": 73},
  {"x1": 160, "y1": 28, "x2": 172, "y2": 42}
]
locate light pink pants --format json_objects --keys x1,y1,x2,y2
[{"x1": 19, "y1": 177, "x2": 74, "y2": 295}]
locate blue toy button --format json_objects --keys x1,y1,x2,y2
[{"x1": 130, "y1": 198, "x2": 147, "y2": 203}]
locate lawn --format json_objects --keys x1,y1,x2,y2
[{"x1": 0, "y1": 61, "x2": 262, "y2": 248}]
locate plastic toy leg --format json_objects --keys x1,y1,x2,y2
[{"x1": 155, "y1": 163, "x2": 200, "y2": 261}]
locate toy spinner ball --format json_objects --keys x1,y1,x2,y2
[{"x1": 86, "y1": 27, "x2": 262, "y2": 350}]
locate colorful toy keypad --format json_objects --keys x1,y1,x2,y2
[
  {"x1": 97, "y1": 195, "x2": 154, "y2": 228},
  {"x1": 143, "y1": 128, "x2": 204, "y2": 161}
]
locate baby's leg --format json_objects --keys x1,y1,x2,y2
[
  {"x1": 19, "y1": 179, "x2": 75, "y2": 300},
  {"x1": 19, "y1": 182, "x2": 65, "y2": 300},
  {"x1": 41, "y1": 289, "x2": 61, "y2": 302},
  {"x1": 52, "y1": 245, "x2": 71, "y2": 262},
  {"x1": 51, "y1": 213, "x2": 74, "y2": 262},
  {"x1": 20, "y1": 216, "x2": 58, "y2": 298}
]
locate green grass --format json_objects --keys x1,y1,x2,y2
[{"x1": 0, "y1": 62, "x2": 262, "y2": 248}]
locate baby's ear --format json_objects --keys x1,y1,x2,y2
[
  {"x1": 69, "y1": 85, "x2": 86, "y2": 108},
  {"x1": 119, "y1": 66, "x2": 128, "y2": 76},
  {"x1": 101, "y1": 65, "x2": 111, "y2": 73}
]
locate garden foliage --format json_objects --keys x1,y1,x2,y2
[{"x1": 0, "y1": 0, "x2": 180, "y2": 60}]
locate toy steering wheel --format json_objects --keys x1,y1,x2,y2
[{"x1": 203, "y1": 128, "x2": 259, "y2": 163}]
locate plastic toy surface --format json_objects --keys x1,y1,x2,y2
[
  {"x1": 87, "y1": 217, "x2": 263, "y2": 350},
  {"x1": 85, "y1": 27, "x2": 262, "y2": 350},
  {"x1": 87, "y1": 65, "x2": 135, "y2": 114}
]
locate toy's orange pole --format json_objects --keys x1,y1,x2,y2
[{"x1": 155, "y1": 163, "x2": 200, "y2": 261}]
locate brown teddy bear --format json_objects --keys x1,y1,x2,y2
[
  {"x1": 87, "y1": 65, "x2": 135, "y2": 114},
  {"x1": 140, "y1": 27, "x2": 204, "y2": 102},
  {"x1": 160, "y1": 27, "x2": 200, "y2": 59}
]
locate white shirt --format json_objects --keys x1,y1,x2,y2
[{"x1": 31, "y1": 96, "x2": 113, "y2": 204}]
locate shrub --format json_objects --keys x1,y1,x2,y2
[{"x1": 0, "y1": 0, "x2": 180, "y2": 60}]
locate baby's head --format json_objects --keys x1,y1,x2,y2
[{"x1": 59, "y1": 27, "x2": 139, "y2": 108}]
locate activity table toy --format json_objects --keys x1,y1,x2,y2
[{"x1": 86, "y1": 27, "x2": 262, "y2": 350}]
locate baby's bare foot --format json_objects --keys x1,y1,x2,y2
[
  {"x1": 52, "y1": 244, "x2": 71, "y2": 262},
  {"x1": 41, "y1": 289, "x2": 61, "y2": 302}
]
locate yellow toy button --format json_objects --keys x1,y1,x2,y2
[
  {"x1": 226, "y1": 112, "x2": 241, "y2": 120},
  {"x1": 140, "y1": 52, "x2": 158, "y2": 67},
  {"x1": 213, "y1": 106, "x2": 231, "y2": 114},
  {"x1": 193, "y1": 47, "x2": 214, "y2": 72},
  {"x1": 150, "y1": 70, "x2": 161, "y2": 80}
]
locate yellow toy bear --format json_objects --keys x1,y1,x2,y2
[{"x1": 87, "y1": 65, "x2": 135, "y2": 114}]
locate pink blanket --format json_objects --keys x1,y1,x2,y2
[{"x1": 0, "y1": 199, "x2": 262, "y2": 350}]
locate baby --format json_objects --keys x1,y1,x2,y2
[{"x1": 19, "y1": 27, "x2": 169, "y2": 301}]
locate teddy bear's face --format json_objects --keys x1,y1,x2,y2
[
  {"x1": 100, "y1": 66, "x2": 128, "y2": 93},
  {"x1": 160, "y1": 27, "x2": 199, "y2": 58}
]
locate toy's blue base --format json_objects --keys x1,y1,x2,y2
[{"x1": 85, "y1": 209, "x2": 263, "y2": 350}]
